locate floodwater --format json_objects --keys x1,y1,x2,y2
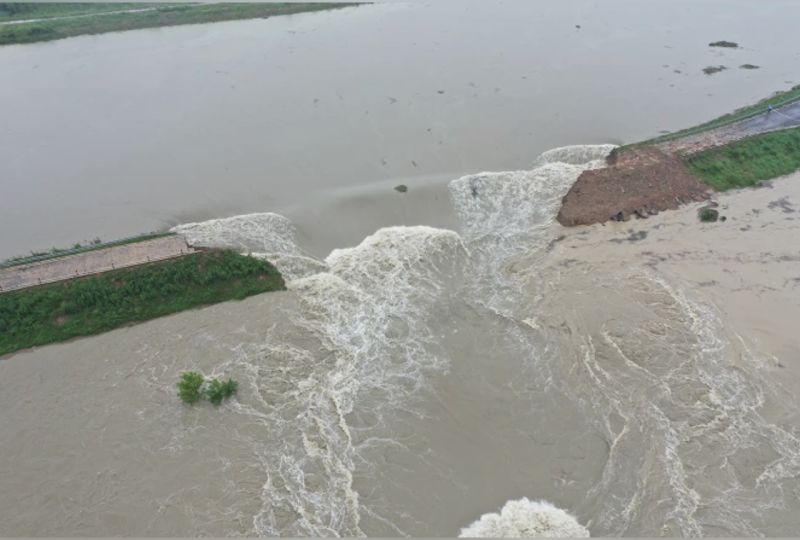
[
  {"x1": 2, "y1": 0, "x2": 800, "y2": 259},
  {"x1": 2, "y1": 0, "x2": 800, "y2": 537}
]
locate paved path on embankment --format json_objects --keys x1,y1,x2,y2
[
  {"x1": 0, "y1": 235, "x2": 196, "y2": 293},
  {"x1": 657, "y1": 100, "x2": 800, "y2": 155}
]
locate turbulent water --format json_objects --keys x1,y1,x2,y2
[
  {"x1": 3, "y1": 1, "x2": 800, "y2": 534},
  {"x1": 155, "y1": 145, "x2": 795, "y2": 536},
  {"x1": 2, "y1": 144, "x2": 800, "y2": 536}
]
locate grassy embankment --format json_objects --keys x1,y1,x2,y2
[
  {"x1": 0, "y1": 2, "x2": 360, "y2": 46},
  {"x1": 685, "y1": 126, "x2": 800, "y2": 191},
  {"x1": 628, "y1": 84, "x2": 800, "y2": 191},
  {"x1": 0, "y1": 250, "x2": 284, "y2": 356}
]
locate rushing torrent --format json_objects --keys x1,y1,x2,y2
[
  {"x1": 2, "y1": 145, "x2": 799, "y2": 536},
  {"x1": 166, "y1": 144, "x2": 800, "y2": 536}
]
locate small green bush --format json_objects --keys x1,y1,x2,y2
[
  {"x1": 178, "y1": 372, "x2": 239, "y2": 407},
  {"x1": 177, "y1": 371, "x2": 204, "y2": 404},
  {"x1": 698, "y1": 208, "x2": 719, "y2": 222},
  {"x1": 205, "y1": 378, "x2": 239, "y2": 407}
]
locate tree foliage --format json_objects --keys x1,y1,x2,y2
[{"x1": 177, "y1": 371, "x2": 204, "y2": 404}]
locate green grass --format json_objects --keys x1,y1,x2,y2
[
  {"x1": 0, "y1": 250, "x2": 284, "y2": 356},
  {"x1": 0, "y1": 2, "x2": 361, "y2": 46},
  {"x1": 684, "y1": 127, "x2": 800, "y2": 191},
  {"x1": 0, "y1": 232, "x2": 177, "y2": 269},
  {"x1": 630, "y1": 84, "x2": 800, "y2": 147}
]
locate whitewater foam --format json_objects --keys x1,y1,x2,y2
[
  {"x1": 459, "y1": 498, "x2": 589, "y2": 538},
  {"x1": 171, "y1": 212, "x2": 325, "y2": 280}
]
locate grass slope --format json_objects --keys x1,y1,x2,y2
[
  {"x1": 0, "y1": 250, "x2": 284, "y2": 356},
  {"x1": 684, "y1": 127, "x2": 800, "y2": 191},
  {"x1": 0, "y1": 2, "x2": 360, "y2": 46}
]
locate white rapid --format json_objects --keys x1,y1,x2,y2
[{"x1": 459, "y1": 498, "x2": 589, "y2": 538}]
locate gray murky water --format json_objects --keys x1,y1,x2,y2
[
  {"x1": 2, "y1": 0, "x2": 800, "y2": 259},
  {"x1": 2, "y1": 1, "x2": 800, "y2": 536}
]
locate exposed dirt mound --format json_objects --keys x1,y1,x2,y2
[{"x1": 557, "y1": 148, "x2": 711, "y2": 226}]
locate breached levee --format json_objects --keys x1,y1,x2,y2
[
  {"x1": 171, "y1": 212, "x2": 327, "y2": 281},
  {"x1": 161, "y1": 145, "x2": 621, "y2": 536},
  {"x1": 556, "y1": 147, "x2": 710, "y2": 226},
  {"x1": 150, "y1": 144, "x2": 800, "y2": 536},
  {"x1": 459, "y1": 498, "x2": 589, "y2": 538}
]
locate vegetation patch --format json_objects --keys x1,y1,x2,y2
[
  {"x1": 702, "y1": 65, "x2": 727, "y2": 76},
  {"x1": 177, "y1": 371, "x2": 204, "y2": 404},
  {"x1": 0, "y1": 250, "x2": 284, "y2": 356},
  {"x1": 698, "y1": 207, "x2": 719, "y2": 222},
  {"x1": 177, "y1": 371, "x2": 238, "y2": 406},
  {"x1": 0, "y1": 2, "x2": 361, "y2": 46},
  {"x1": 709, "y1": 40, "x2": 739, "y2": 48},
  {"x1": 205, "y1": 378, "x2": 238, "y2": 406},
  {"x1": 684, "y1": 127, "x2": 800, "y2": 191}
]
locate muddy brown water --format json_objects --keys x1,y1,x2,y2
[
  {"x1": 2, "y1": 0, "x2": 800, "y2": 536},
  {"x1": 2, "y1": 0, "x2": 800, "y2": 259}
]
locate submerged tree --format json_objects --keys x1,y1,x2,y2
[
  {"x1": 177, "y1": 371, "x2": 204, "y2": 404},
  {"x1": 177, "y1": 372, "x2": 238, "y2": 406},
  {"x1": 205, "y1": 378, "x2": 239, "y2": 407}
]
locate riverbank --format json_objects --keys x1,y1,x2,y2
[
  {"x1": 558, "y1": 86, "x2": 800, "y2": 226},
  {"x1": 0, "y1": 2, "x2": 360, "y2": 46},
  {"x1": 0, "y1": 249, "x2": 284, "y2": 357}
]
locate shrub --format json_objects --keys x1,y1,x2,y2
[
  {"x1": 698, "y1": 208, "x2": 719, "y2": 222},
  {"x1": 178, "y1": 372, "x2": 239, "y2": 407},
  {"x1": 177, "y1": 371, "x2": 204, "y2": 404},
  {"x1": 205, "y1": 378, "x2": 239, "y2": 406}
]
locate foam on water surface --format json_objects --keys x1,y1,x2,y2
[
  {"x1": 171, "y1": 212, "x2": 325, "y2": 280},
  {"x1": 459, "y1": 498, "x2": 589, "y2": 538}
]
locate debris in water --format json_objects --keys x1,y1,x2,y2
[
  {"x1": 740, "y1": 64, "x2": 760, "y2": 70},
  {"x1": 709, "y1": 40, "x2": 739, "y2": 48},
  {"x1": 702, "y1": 65, "x2": 727, "y2": 75},
  {"x1": 394, "y1": 184, "x2": 408, "y2": 193}
]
